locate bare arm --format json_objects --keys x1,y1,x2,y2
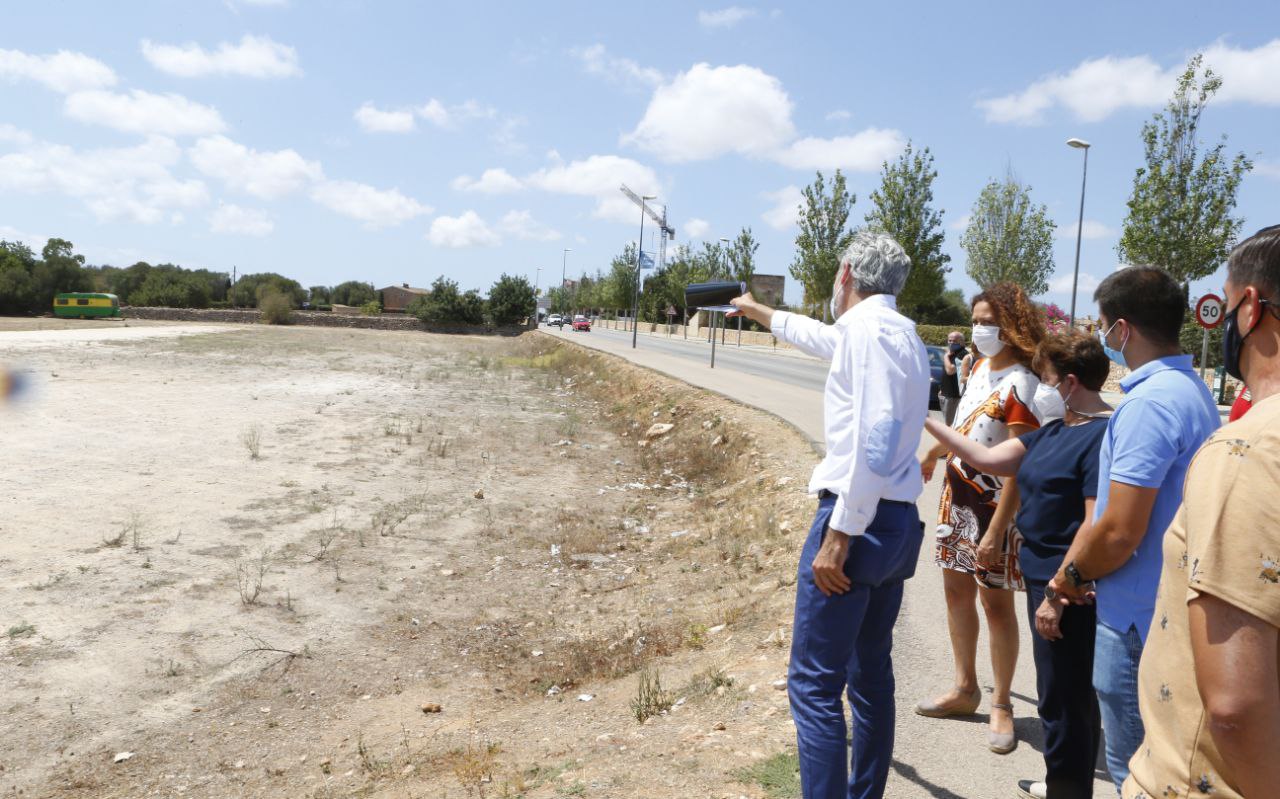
[
  {"x1": 1189, "y1": 593, "x2": 1280, "y2": 795},
  {"x1": 730, "y1": 292, "x2": 836, "y2": 360},
  {"x1": 1051, "y1": 481, "x2": 1158, "y2": 600},
  {"x1": 924, "y1": 416, "x2": 1027, "y2": 477},
  {"x1": 943, "y1": 350, "x2": 958, "y2": 376}
]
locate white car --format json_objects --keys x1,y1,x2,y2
[{"x1": 546, "y1": 314, "x2": 564, "y2": 327}]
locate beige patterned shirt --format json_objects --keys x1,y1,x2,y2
[{"x1": 1124, "y1": 393, "x2": 1280, "y2": 799}]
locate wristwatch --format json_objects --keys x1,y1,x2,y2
[
  {"x1": 1064, "y1": 561, "x2": 1088, "y2": 589},
  {"x1": 1043, "y1": 584, "x2": 1058, "y2": 601}
]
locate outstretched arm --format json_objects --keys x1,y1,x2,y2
[
  {"x1": 924, "y1": 416, "x2": 1027, "y2": 477},
  {"x1": 730, "y1": 292, "x2": 839, "y2": 361}
]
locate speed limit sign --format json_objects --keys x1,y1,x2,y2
[{"x1": 1195, "y1": 293, "x2": 1224, "y2": 329}]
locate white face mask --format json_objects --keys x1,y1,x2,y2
[
  {"x1": 1034, "y1": 383, "x2": 1066, "y2": 421},
  {"x1": 971, "y1": 324, "x2": 1005, "y2": 357}
]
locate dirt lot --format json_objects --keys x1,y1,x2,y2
[{"x1": 1, "y1": 321, "x2": 816, "y2": 798}]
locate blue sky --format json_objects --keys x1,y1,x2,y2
[{"x1": 2, "y1": 1, "x2": 1278, "y2": 314}]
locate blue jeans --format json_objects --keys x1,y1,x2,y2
[
  {"x1": 788, "y1": 494, "x2": 923, "y2": 799},
  {"x1": 1093, "y1": 622, "x2": 1144, "y2": 792}
]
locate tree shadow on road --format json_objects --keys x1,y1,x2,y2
[{"x1": 890, "y1": 760, "x2": 968, "y2": 799}]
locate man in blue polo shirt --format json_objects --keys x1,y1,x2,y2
[{"x1": 1048, "y1": 266, "x2": 1219, "y2": 794}]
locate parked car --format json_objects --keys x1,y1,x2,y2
[
  {"x1": 926, "y1": 345, "x2": 945, "y2": 410},
  {"x1": 571, "y1": 314, "x2": 591, "y2": 332},
  {"x1": 546, "y1": 314, "x2": 564, "y2": 328}
]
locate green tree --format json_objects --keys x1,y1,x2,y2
[
  {"x1": 258, "y1": 287, "x2": 293, "y2": 324},
  {"x1": 960, "y1": 169, "x2": 1057, "y2": 296},
  {"x1": 0, "y1": 240, "x2": 40, "y2": 314},
  {"x1": 604, "y1": 243, "x2": 639, "y2": 315},
  {"x1": 231, "y1": 273, "x2": 306, "y2": 308},
  {"x1": 791, "y1": 170, "x2": 856, "y2": 318},
  {"x1": 130, "y1": 265, "x2": 213, "y2": 308},
  {"x1": 408, "y1": 276, "x2": 485, "y2": 325},
  {"x1": 487, "y1": 273, "x2": 536, "y2": 325},
  {"x1": 34, "y1": 238, "x2": 91, "y2": 302},
  {"x1": 330, "y1": 280, "x2": 376, "y2": 306},
  {"x1": 727, "y1": 227, "x2": 760, "y2": 287},
  {"x1": 865, "y1": 142, "x2": 951, "y2": 319},
  {"x1": 308, "y1": 285, "x2": 331, "y2": 305},
  {"x1": 1116, "y1": 55, "x2": 1253, "y2": 289}
]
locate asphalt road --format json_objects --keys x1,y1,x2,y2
[{"x1": 549, "y1": 322, "x2": 830, "y2": 391}]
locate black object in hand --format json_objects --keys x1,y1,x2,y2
[{"x1": 685, "y1": 281, "x2": 746, "y2": 310}]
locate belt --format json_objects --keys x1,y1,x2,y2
[{"x1": 817, "y1": 489, "x2": 911, "y2": 507}]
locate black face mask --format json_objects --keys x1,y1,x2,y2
[
  {"x1": 948, "y1": 342, "x2": 966, "y2": 356},
  {"x1": 1222, "y1": 296, "x2": 1275, "y2": 381}
]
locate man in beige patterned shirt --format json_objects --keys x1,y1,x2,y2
[{"x1": 1124, "y1": 224, "x2": 1280, "y2": 799}]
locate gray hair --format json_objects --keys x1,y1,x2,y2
[{"x1": 839, "y1": 231, "x2": 911, "y2": 296}]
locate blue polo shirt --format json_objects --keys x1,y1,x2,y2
[{"x1": 1095, "y1": 355, "x2": 1219, "y2": 641}]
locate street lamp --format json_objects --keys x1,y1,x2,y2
[
  {"x1": 719, "y1": 237, "x2": 733, "y2": 346},
  {"x1": 1066, "y1": 137, "x2": 1091, "y2": 327},
  {"x1": 534, "y1": 266, "x2": 542, "y2": 325},
  {"x1": 560, "y1": 248, "x2": 571, "y2": 315},
  {"x1": 631, "y1": 195, "x2": 656, "y2": 349}
]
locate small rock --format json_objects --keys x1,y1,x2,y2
[
  {"x1": 596, "y1": 733, "x2": 613, "y2": 742},
  {"x1": 701, "y1": 420, "x2": 715, "y2": 430},
  {"x1": 410, "y1": 617, "x2": 421, "y2": 626},
  {"x1": 771, "y1": 679, "x2": 788, "y2": 691},
  {"x1": 711, "y1": 435, "x2": 725, "y2": 447},
  {"x1": 361, "y1": 694, "x2": 372, "y2": 700},
  {"x1": 577, "y1": 693, "x2": 595, "y2": 702},
  {"x1": 713, "y1": 722, "x2": 727, "y2": 731},
  {"x1": 113, "y1": 752, "x2": 134, "y2": 764},
  {"x1": 401, "y1": 763, "x2": 416, "y2": 775},
  {"x1": 708, "y1": 624, "x2": 727, "y2": 634},
  {"x1": 546, "y1": 685, "x2": 562, "y2": 697},
  {"x1": 643, "y1": 423, "x2": 674, "y2": 440},
  {"x1": 440, "y1": 569, "x2": 455, "y2": 577},
  {"x1": 531, "y1": 650, "x2": 544, "y2": 658},
  {"x1": 233, "y1": 760, "x2": 246, "y2": 770},
  {"x1": 669, "y1": 530, "x2": 690, "y2": 538},
  {"x1": 319, "y1": 758, "x2": 332, "y2": 774},
  {"x1": 421, "y1": 703, "x2": 442, "y2": 714},
  {"x1": 473, "y1": 488, "x2": 485, "y2": 499}
]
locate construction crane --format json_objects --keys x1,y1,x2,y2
[{"x1": 620, "y1": 184, "x2": 676, "y2": 348}]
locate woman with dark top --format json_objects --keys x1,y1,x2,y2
[{"x1": 924, "y1": 331, "x2": 1113, "y2": 799}]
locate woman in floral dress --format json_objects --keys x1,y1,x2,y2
[{"x1": 915, "y1": 282, "x2": 1046, "y2": 754}]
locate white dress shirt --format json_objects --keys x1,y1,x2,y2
[{"x1": 770, "y1": 294, "x2": 930, "y2": 536}]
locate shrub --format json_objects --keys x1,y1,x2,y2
[
  {"x1": 330, "y1": 280, "x2": 376, "y2": 306},
  {"x1": 917, "y1": 324, "x2": 964, "y2": 346},
  {"x1": 409, "y1": 276, "x2": 486, "y2": 325},
  {"x1": 359, "y1": 300, "x2": 381, "y2": 315},
  {"x1": 487, "y1": 273, "x2": 536, "y2": 325},
  {"x1": 259, "y1": 289, "x2": 292, "y2": 324}
]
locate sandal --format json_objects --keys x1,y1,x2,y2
[
  {"x1": 914, "y1": 685, "x2": 982, "y2": 718},
  {"x1": 988, "y1": 702, "x2": 1017, "y2": 754}
]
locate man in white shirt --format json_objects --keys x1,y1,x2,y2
[{"x1": 730, "y1": 232, "x2": 930, "y2": 799}]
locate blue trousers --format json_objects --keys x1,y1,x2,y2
[
  {"x1": 1093, "y1": 621, "x2": 1145, "y2": 793},
  {"x1": 788, "y1": 494, "x2": 923, "y2": 799}
]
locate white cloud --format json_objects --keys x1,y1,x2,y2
[
  {"x1": 948, "y1": 213, "x2": 972, "y2": 232},
  {"x1": 773, "y1": 128, "x2": 906, "y2": 171},
  {"x1": 0, "y1": 135, "x2": 208, "y2": 224},
  {"x1": 1049, "y1": 272, "x2": 1101, "y2": 294},
  {"x1": 0, "y1": 124, "x2": 33, "y2": 145},
  {"x1": 825, "y1": 109, "x2": 851, "y2": 122},
  {"x1": 451, "y1": 168, "x2": 523, "y2": 194},
  {"x1": 684, "y1": 218, "x2": 710, "y2": 239},
  {"x1": 310, "y1": 180, "x2": 432, "y2": 229},
  {"x1": 623, "y1": 63, "x2": 795, "y2": 162},
  {"x1": 1057, "y1": 220, "x2": 1116, "y2": 241},
  {"x1": 140, "y1": 34, "x2": 301, "y2": 78},
  {"x1": 0, "y1": 48, "x2": 117, "y2": 93},
  {"x1": 64, "y1": 89, "x2": 226, "y2": 136},
  {"x1": 1255, "y1": 161, "x2": 1280, "y2": 180},
  {"x1": 698, "y1": 7, "x2": 758, "y2": 28},
  {"x1": 525, "y1": 154, "x2": 662, "y2": 224},
  {"x1": 499, "y1": 210, "x2": 560, "y2": 242},
  {"x1": 574, "y1": 44, "x2": 663, "y2": 88},
  {"x1": 978, "y1": 38, "x2": 1280, "y2": 124},
  {"x1": 210, "y1": 203, "x2": 273, "y2": 236},
  {"x1": 761, "y1": 185, "x2": 803, "y2": 230},
  {"x1": 354, "y1": 102, "x2": 416, "y2": 133},
  {"x1": 238, "y1": 0, "x2": 289, "y2": 5},
  {"x1": 428, "y1": 210, "x2": 500, "y2": 248},
  {"x1": 189, "y1": 135, "x2": 322, "y2": 199},
  {"x1": 416, "y1": 98, "x2": 495, "y2": 128}
]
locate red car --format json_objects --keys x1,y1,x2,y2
[{"x1": 571, "y1": 314, "x2": 591, "y2": 332}]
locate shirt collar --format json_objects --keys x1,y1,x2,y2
[
  {"x1": 1119, "y1": 354, "x2": 1195, "y2": 392},
  {"x1": 834, "y1": 293, "x2": 897, "y2": 326}
]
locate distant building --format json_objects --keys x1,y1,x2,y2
[
  {"x1": 377, "y1": 283, "x2": 429, "y2": 314},
  {"x1": 751, "y1": 274, "x2": 785, "y2": 308}
]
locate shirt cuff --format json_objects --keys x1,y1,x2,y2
[
  {"x1": 769, "y1": 310, "x2": 792, "y2": 340},
  {"x1": 829, "y1": 495, "x2": 871, "y2": 538}
]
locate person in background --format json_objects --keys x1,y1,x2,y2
[
  {"x1": 729, "y1": 231, "x2": 930, "y2": 799},
  {"x1": 916, "y1": 283, "x2": 1045, "y2": 755},
  {"x1": 1122, "y1": 226, "x2": 1280, "y2": 799},
  {"x1": 940, "y1": 330, "x2": 966, "y2": 425},
  {"x1": 925, "y1": 331, "x2": 1112, "y2": 799},
  {"x1": 959, "y1": 342, "x2": 977, "y2": 394},
  {"x1": 1048, "y1": 266, "x2": 1219, "y2": 792}
]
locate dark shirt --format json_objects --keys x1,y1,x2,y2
[
  {"x1": 940, "y1": 345, "x2": 963, "y2": 398},
  {"x1": 1014, "y1": 417, "x2": 1106, "y2": 581}
]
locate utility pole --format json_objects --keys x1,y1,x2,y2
[{"x1": 620, "y1": 185, "x2": 673, "y2": 349}]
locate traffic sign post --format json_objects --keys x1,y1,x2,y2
[{"x1": 1194, "y1": 293, "x2": 1224, "y2": 382}]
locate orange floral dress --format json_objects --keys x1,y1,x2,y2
[{"x1": 934, "y1": 358, "x2": 1040, "y2": 590}]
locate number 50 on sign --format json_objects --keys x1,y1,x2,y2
[{"x1": 1195, "y1": 293, "x2": 1224, "y2": 329}]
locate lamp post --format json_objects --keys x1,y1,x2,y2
[
  {"x1": 631, "y1": 195, "x2": 656, "y2": 349},
  {"x1": 560, "y1": 248, "x2": 571, "y2": 315},
  {"x1": 534, "y1": 266, "x2": 542, "y2": 325},
  {"x1": 1066, "y1": 138, "x2": 1091, "y2": 327}
]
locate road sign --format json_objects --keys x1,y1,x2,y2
[{"x1": 1195, "y1": 293, "x2": 1224, "y2": 329}]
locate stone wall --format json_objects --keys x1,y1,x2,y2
[
  {"x1": 122, "y1": 306, "x2": 529, "y2": 336},
  {"x1": 596, "y1": 317, "x2": 791, "y2": 350}
]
